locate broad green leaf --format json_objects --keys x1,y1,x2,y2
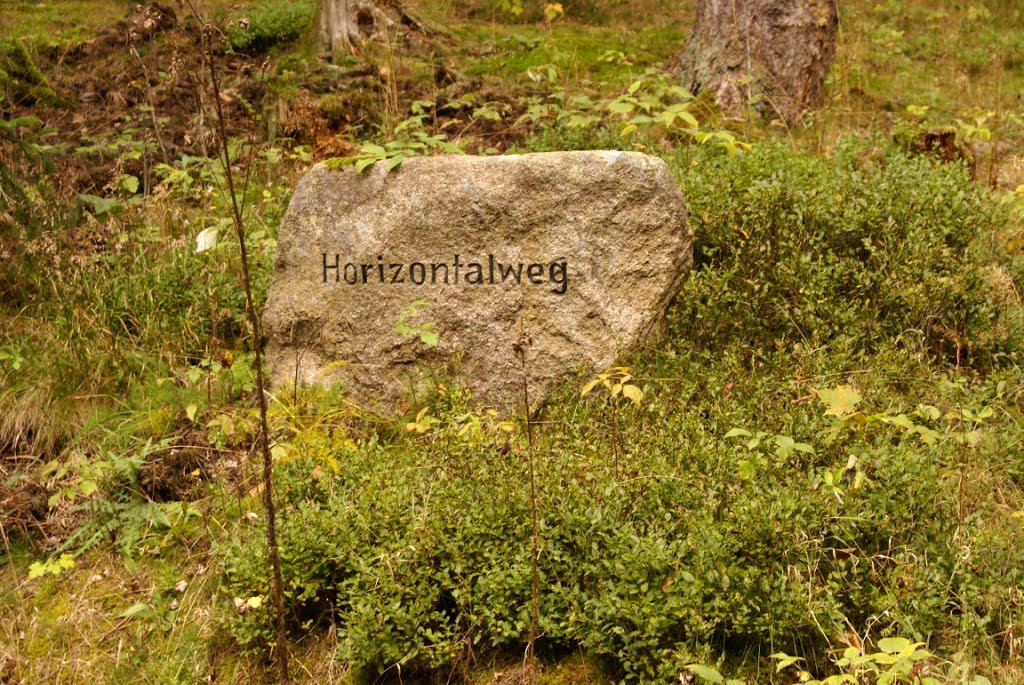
[
  {"x1": 774, "y1": 434, "x2": 795, "y2": 456},
  {"x1": 120, "y1": 602, "x2": 152, "y2": 618},
  {"x1": 685, "y1": 664, "x2": 724, "y2": 683},
  {"x1": 386, "y1": 154, "x2": 406, "y2": 172},
  {"x1": 569, "y1": 94, "x2": 593, "y2": 108},
  {"x1": 472, "y1": 107, "x2": 502, "y2": 121},
  {"x1": 725, "y1": 428, "x2": 752, "y2": 438},
  {"x1": 355, "y1": 157, "x2": 378, "y2": 173},
  {"x1": 737, "y1": 459, "x2": 756, "y2": 480},
  {"x1": 668, "y1": 85, "x2": 694, "y2": 99},
  {"x1": 877, "y1": 636, "x2": 912, "y2": 653},
  {"x1": 816, "y1": 385, "x2": 862, "y2": 416},
  {"x1": 913, "y1": 426, "x2": 941, "y2": 445},
  {"x1": 677, "y1": 111, "x2": 699, "y2": 128},
  {"x1": 120, "y1": 174, "x2": 140, "y2": 194},
  {"x1": 883, "y1": 413, "x2": 916, "y2": 429},
  {"x1": 78, "y1": 193, "x2": 120, "y2": 216},
  {"x1": 770, "y1": 652, "x2": 804, "y2": 672}
]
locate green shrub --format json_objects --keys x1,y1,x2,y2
[
  {"x1": 226, "y1": 1, "x2": 315, "y2": 53},
  {"x1": 217, "y1": 368, "x2": 1024, "y2": 681},
  {"x1": 674, "y1": 141, "x2": 1023, "y2": 368},
  {"x1": 216, "y1": 142, "x2": 1024, "y2": 682}
]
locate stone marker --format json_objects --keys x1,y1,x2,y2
[{"x1": 263, "y1": 151, "x2": 692, "y2": 411}]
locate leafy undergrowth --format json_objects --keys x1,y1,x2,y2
[
  {"x1": 205, "y1": 143, "x2": 1024, "y2": 684},
  {"x1": 5, "y1": 0, "x2": 1024, "y2": 683},
  {"x1": 9, "y1": 140, "x2": 1023, "y2": 684}
]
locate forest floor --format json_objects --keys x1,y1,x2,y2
[{"x1": 3, "y1": 1, "x2": 1024, "y2": 683}]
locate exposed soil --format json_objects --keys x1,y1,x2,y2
[
  {"x1": 0, "y1": 458, "x2": 49, "y2": 541},
  {"x1": 6, "y1": 4, "x2": 265, "y2": 198},
  {"x1": 138, "y1": 433, "x2": 213, "y2": 503},
  {"x1": 4, "y1": 3, "x2": 529, "y2": 203}
]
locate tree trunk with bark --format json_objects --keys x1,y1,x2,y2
[
  {"x1": 319, "y1": 0, "x2": 391, "y2": 55},
  {"x1": 679, "y1": 0, "x2": 839, "y2": 122}
]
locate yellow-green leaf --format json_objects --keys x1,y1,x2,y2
[
  {"x1": 816, "y1": 385, "x2": 862, "y2": 417},
  {"x1": 877, "y1": 636, "x2": 915, "y2": 653},
  {"x1": 685, "y1": 664, "x2": 724, "y2": 684},
  {"x1": 580, "y1": 378, "x2": 601, "y2": 396},
  {"x1": 621, "y1": 384, "x2": 643, "y2": 406}
]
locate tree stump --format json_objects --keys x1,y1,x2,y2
[{"x1": 318, "y1": 0, "x2": 392, "y2": 55}]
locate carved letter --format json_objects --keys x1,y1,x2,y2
[
  {"x1": 322, "y1": 253, "x2": 340, "y2": 283},
  {"x1": 549, "y1": 261, "x2": 568, "y2": 294},
  {"x1": 466, "y1": 262, "x2": 484, "y2": 285},
  {"x1": 498, "y1": 261, "x2": 522, "y2": 284},
  {"x1": 430, "y1": 262, "x2": 449, "y2": 284}
]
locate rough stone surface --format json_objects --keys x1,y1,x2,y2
[{"x1": 263, "y1": 151, "x2": 692, "y2": 411}]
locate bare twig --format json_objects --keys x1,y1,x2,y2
[
  {"x1": 183, "y1": 4, "x2": 290, "y2": 680},
  {"x1": 129, "y1": 46, "x2": 170, "y2": 165},
  {"x1": 514, "y1": 332, "x2": 540, "y2": 675}
]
